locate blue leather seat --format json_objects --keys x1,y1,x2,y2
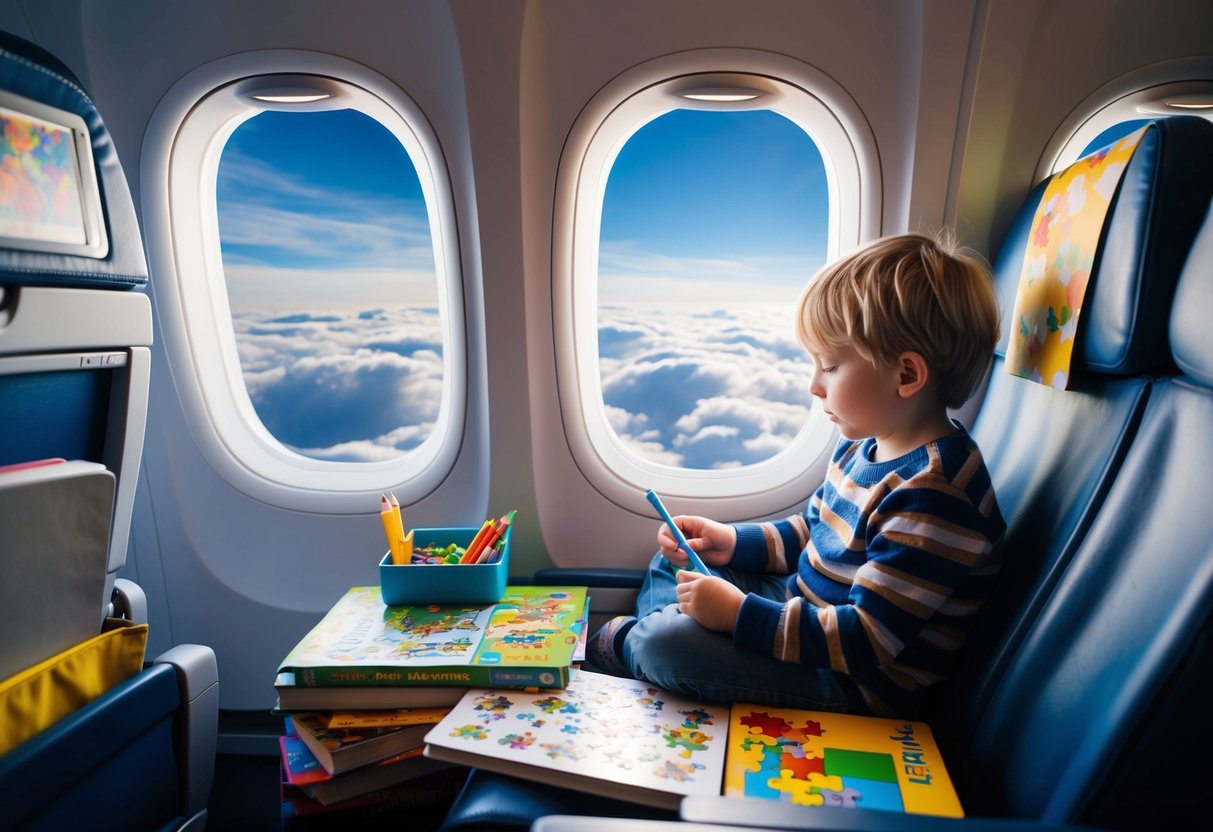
[
  {"x1": 931, "y1": 115, "x2": 1213, "y2": 775},
  {"x1": 0, "y1": 30, "x2": 218, "y2": 832},
  {"x1": 438, "y1": 117, "x2": 1213, "y2": 832}
]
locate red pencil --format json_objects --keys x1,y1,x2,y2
[{"x1": 471, "y1": 510, "x2": 516, "y2": 563}]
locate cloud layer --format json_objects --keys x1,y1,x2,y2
[{"x1": 231, "y1": 302, "x2": 812, "y2": 468}]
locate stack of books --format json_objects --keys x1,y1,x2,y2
[{"x1": 274, "y1": 584, "x2": 589, "y2": 812}]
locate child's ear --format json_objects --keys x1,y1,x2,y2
[{"x1": 896, "y1": 352, "x2": 930, "y2": 398}]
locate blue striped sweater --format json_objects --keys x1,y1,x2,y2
[{"x1": 730, "y1": 425, "x2": 1005, "y2": 717}]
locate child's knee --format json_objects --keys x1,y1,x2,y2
[{"x1": 623, "y1": 605, "x2": 716, "y2": 682}]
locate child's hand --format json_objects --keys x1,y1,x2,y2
[
  {"x1": 657, "y1": 515, "x2": 736, "y2": 567},
  {"x1": 674, "y1": 570, "x2": 745, "y2": 633}
]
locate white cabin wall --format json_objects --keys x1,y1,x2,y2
[{"x1": 955, "y1": 0, "x2": 1213, "y2": 256}]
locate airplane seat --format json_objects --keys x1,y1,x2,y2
[
  {"x1": 929, "y1": 114, "x2": 1213, "y2": 770},
  {"x1": 439, "y1": 117, "x2": 1213, "y2": 831},
  {"x1": 933, "y1": 191, "x2": 1213, "y2": 829},
  {"x1": 0, "y1": 30, "x2": 218, "y2": 832}
]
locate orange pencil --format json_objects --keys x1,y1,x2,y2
[{"x1": 460, "y1": 520, "x2": 495, "y2": 563}]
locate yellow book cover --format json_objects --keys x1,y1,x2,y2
[{"x1": 724, "y1": 704, "x2": 963, "y2": 818}]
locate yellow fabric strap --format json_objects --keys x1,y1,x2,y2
[
  {"x1": 0, "y1": 619, "x2": 148, "y2": 755},
  {"x1": 1005, "y1": 125, "x2": 1150, "y2": 388}
]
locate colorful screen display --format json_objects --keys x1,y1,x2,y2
[{"x1": 0, "y1": 105, "x2": 88, "y2": 246}]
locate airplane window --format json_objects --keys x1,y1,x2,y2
[
  {"x1": 216, "y1": 109, "x2": 442, "y2": 462},
  {"x1": 598, "y1": 109, "x2": 825, "y2": 469},
  {"x1": 150, "y1": 64, "x2": 466, "y2": 508},
  {"x1": 554, "y1": 60, "x2": 878, "y2": 503}
]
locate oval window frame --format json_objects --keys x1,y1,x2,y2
[
  {"x1": 142, "y1": 51, "x2": 466, "y2": 512},
  {"x1": 552, "y1": 50, "x2": 880, "y2": 512}
]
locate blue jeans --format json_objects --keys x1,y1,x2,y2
[{"x1": 622, "y1": 553, "x2": 864, "y2": 712}]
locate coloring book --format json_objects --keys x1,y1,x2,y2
[
  {"x1": 277, "y1": 586, "x2": 588, "y2": 689},
  {"x1": 423, "y1": 672, "x2": 963, "y2": 816}
]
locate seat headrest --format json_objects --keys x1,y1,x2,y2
[
  {"x1": 0, "y1": 30, "x2": 147, "y2": 289},
  {"x1": 992, "y1": 117, "x2": 1213, "y2": 376},
  {"x1": 1170, "y1": 200, "x2": 1213, "y2": 388}
]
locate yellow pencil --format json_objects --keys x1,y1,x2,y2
[
  {"x1": 380, "y1": 494, "x2": 404, "y2": 563},
  {"x1": 388, "y1": 491, "x2": 410, "y2": 562}
]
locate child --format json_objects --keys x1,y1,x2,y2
[{"x1": 589, "y1": 232, "x2": 1007, "y2": 719}]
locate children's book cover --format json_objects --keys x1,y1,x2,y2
[
  {"x1": 422, "y1": 670, "x2": 730, "y2": 810},
  {"x1": 723, "y1": 704, "x2": 963, "y2": 818},
  {"x1": 277, "y1": 586, "x2": 588, "y2": 689},
  {"x1": 279, "y1": 733, "x2": 331, "y2": 787}
]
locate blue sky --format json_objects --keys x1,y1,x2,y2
[{"x1": 217, "y1": 106, "x2": 825, "y2": 466}]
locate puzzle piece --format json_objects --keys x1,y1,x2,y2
[
  {"x1": 780, "y1": 751, "x2": 825, "y2": 779},
  {"x1": 739, "y1": 711, "x2": 792, "y2": 738}
]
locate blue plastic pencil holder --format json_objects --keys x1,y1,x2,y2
[{"x1": 379, "y1": 525, "x2": 510, "y2": 605}]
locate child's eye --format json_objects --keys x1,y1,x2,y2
[{"x1": 821, "y1": 365, "x2": 838, "y2": 373}]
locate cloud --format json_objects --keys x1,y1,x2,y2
[
  {"x1": 229, "y1": 301, "x2": 814, "y2": 468},
  {"x1": 598, "y1": 304, "x2": 814, "y2": 468},
  {"x1": 231, "y1": 306, "x2": 444, "y2": 461}
]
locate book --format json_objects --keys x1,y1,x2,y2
[
  {"x1": 280, "y1": 733, "x2": 331, "y2": 788},
  {"x1": 275, "y1": 672, "x2": 471, "y2": 711},
  {"x1": 723, "y1": 703, "x2": 963, "y2": 817},
  {"x1": 304, "y1": 748, "x2": 456, "y2": 807},
  {"x1": 422, "y1": 670, "x2": 731, "y2": 810},
  {"x1": 422, "y1": 670, "x2": 964, "y2": 816},
  {"x1": 276, "y1": 585, "x2": 588, "y2": 689},
  {"x1": 0, "y1": 459, "x2": 114, "y2": 681},
  {"x1": 291, "y1": 709, "x2": 447, "y2": 774}
]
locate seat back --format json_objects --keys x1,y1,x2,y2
[
  {"x1": 930, "y1": 116, "x2": 1213, "y2": 770},
  {"x1": 963, "y1": 199, "x2": 1213, "y2": 826},
  {"x1": 0, "y1": 29, "x2": 151, "y2": 656},
  {"x1": 0, "y1": 29, "x2": 215, "y2": 832}
]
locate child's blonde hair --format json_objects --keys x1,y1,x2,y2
[{"x1": 795, "y1": 232, "x2": 1000, "y2": 409}]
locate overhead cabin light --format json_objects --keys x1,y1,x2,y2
[
  {"x1": 679, "y1": 88, "x2": 767, "y2": 103},
  {"x1": 1136, "y1": 93, "x2": 1213, "y2": 115},
  {"x1": 665, "y1": 74, "x2": 783, "y2": 111},
  {"x1": 252, "y1": 93, "x2": 332, "y2": 104},
  {"x1": 231, "y1": 74, "x2": 348, "y2": 111}
]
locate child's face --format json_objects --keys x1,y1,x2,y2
[{"x1": 807, "y1": 345, "x2": 903, "y2": 441}]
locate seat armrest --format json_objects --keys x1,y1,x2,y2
[
  {"x1": 110, "y1": 577, "x2": 148, "y2": 624},
  {"x1": 678, "y1": 797, "x2": 1109, "y2": 831},
  {"x1": 153, "y1": 644, "x2": 219, "y2": 819},
  {"x1": 533, "y1": 568, "x2": 646, "y2": 588}
]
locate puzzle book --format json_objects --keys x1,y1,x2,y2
[
  {"x1": 422, "y1": 672, "x2": 963, "y2": 816},
  {"x1": 277, "y1": 586, "x2": 588, "y2": 690},
  {"x1": 724, "y1": 704, "x2": 962, "y2": 817},
  {"x1": 422, "y1": 670, "x2": 731, "y2": 810}
]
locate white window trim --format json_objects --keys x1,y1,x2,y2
[
  {"x1": 142, "y1": 51, "x2": 465, "y2": 513},
  {"x1": 553, "y1": 49, "x2": 880, "y2": 512}
]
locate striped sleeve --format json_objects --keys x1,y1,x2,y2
[
  {"x1": 730, "y1": 503, "x2": 815, "y2": 574},
  {"x1": 733, "y1": 465, "x2": 1000, "y2": 675}
]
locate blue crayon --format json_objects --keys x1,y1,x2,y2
[{"x1": 644, "y1": 489, "x2": 710, "y2": 574}]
